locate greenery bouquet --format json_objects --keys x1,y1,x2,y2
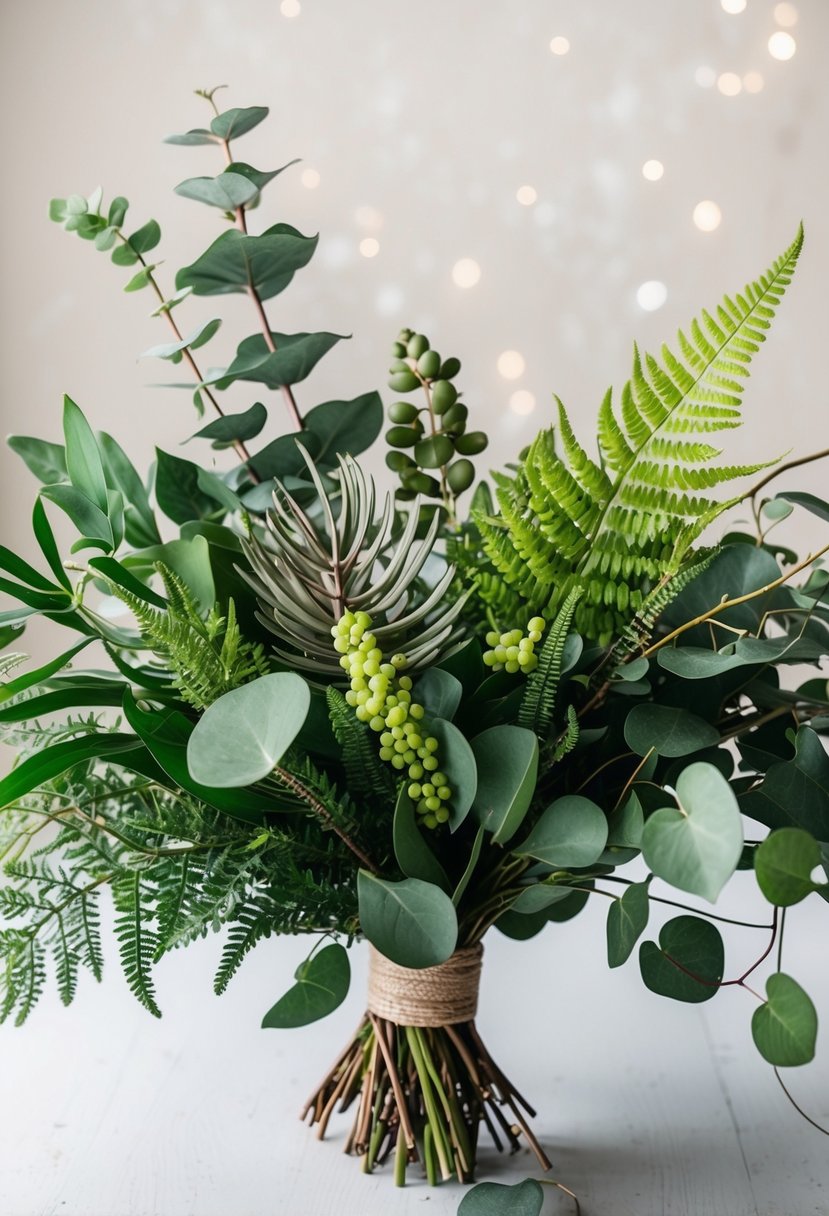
[{"x1": 2, "y1": 93, "x2": 828, "y2": 1210}]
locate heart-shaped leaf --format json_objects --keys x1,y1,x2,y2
[
  {"x1": 607, "y1": 880, "x2": 650, "y2": 968},
  {"x1": 357, "y1": 873, "x2": 457, "y2": 969},
  {"x1": 639, "y1": 915, "x2": 724, "y2": 1003},
  {"x1": 515, "y1": 795, "x2": 608, "y2": 868},
  {"x1": 754, "y1": 828, "x2": 824, "y2": 906},
  {"x1": 458, "y1": 1178, "x2": 544, "y2": 1216},
  {"x1": 471, "y1": 725, "x2": 538, "y2": 844},
  {"x1": 752, "y1": 972, "x2": 817, "y2": 1066},
  {"x1": 261, "y1": 943, "x2": 350, "y2": 1029},
  {"x1": 642, "y1": 762, "x2": 743, "y2": 902},
  {"x1": 186, "y1": 673, "x2": 311, "y2": 788}
]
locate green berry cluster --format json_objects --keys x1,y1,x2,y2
[
  {"x1": 332, "y1": 610, "x2": 452, "y2": 829},
  {"x1": 385, "y1": 327, "x2": 488, "y2": 503},
  {"x1": 482, "y1": 616, "x2": 547, "y2": 672}
]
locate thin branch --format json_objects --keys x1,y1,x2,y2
[
  {"x1": 272, "y1": 765, "x2": 380, "y2": 873},
  {"x1": 742, "y1": 445, "x2": 829, "y2": 504}
]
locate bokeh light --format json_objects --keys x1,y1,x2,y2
[
  {"x1": 497, "y1": 351, "x2": 526, "y2": 380},
  {"x1": 452, "y1": 258, "x2": 482, "y2": 288},
  {"x1": 693, "y1": 200, "x2": 722, "y2": 232},
  {"x1": 300, "y1": 169, "x2": 320, "y2": 189},
  {"x1": 717, "y1": 72, "x2": 743, "y2": 96},
  {"x1": 516, "y1": 185, "x2": 538, "y2": 206},
  {"x1": 359, "y1": 238, "x2": 380, "y2": 258},
  {"x1": 642, "y1": 160, "x2": 664, "y2": 181},
  {"x1": 509, "y1": 390, "x2": 536, "y2": 416},
  {"x1": 768, "y1": 31, "x2": 797, "y2": 60},
  {"x1": 636, "y1": 281, "x2": 667, "y2": 312},
  {"x1": 549, "y1": 36, "x2": 570, "y2": 55}
]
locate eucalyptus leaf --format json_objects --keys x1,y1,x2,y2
[
  {"x1": 392, "y1": 787, "x2": 451, "y2": 891},
  {"x1": 357, "y1": 872, "x2": 458, "y2": 968},
  {"x1": 751, "y1": 972, "x2": 817, "y2": 1066},
  {"x1": 210, "y1": 105, "x2": 269, "y2": 140},
  {"x1": 429, "y1": 717, "x2": 477, "y2": 831},
  {"x1": 607, "y1": 880, "x2": 650, "y2": 968},
  {"x1": 176, "y1": 223, "x2": 317, "y2": 300},
  {"x1": 141, "y1": 318, "x2": 221, "y2": 362},
  {"x1": 261, "y1": 943, "x2": 350, "y2": 1029},
  {"x1": 187, "y1": 673, "x2": 311, "y2": 788},
  {"x1": 624, "y1": 703, "x2": 720, "y2": 758},
  {"x1": 777, "y1": 490, "x2": 829, "y2": 524},
  {"x1": 754, "y1": 828, "x2": 824, "y2": 906},
  {"x1": 174, "y1": 172, "x2": 260, "y2": 210},
  {"x1": 227, "y1": 160, "x2": 299, "y2": 192},
  {"x1": 303, "y1": 392, "x2": 383, "y2": 467},
  {"x1": 457, "y1": 1179, "x2": 544, "y2": 1216},
  {"x1": 216, "y1": 331, "x2": 347, "y2": 389},
  {"x1": 515, "y1": 795, "x2": 608, "y2": 868},
  {"x1": 413, "y1": 668, "x2": 463, "y2": 721},
  {"x1": 192, "y1": 403, "x2": 267, "y2": 448},
  {"x1": 470, "y1": 725, "x2": 538, "y2": 844},
  {"x1": 639, "y1": 915, "x2": 724, "y2": 1003},
  {"x1": 641, "y1": 762, "x2": 743, "y2": 903}
]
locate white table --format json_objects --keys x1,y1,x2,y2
[{"x1": 2, "y1": 888, "x2": 827, "y2": 1216}]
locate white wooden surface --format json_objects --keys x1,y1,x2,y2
[{"x1": 1, "y1": 886, "x2": 827, "y2": 1216}]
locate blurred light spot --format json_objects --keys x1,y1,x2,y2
[
  {"x1": 642, "y1": 159, "x2": 664, "y2": 181},
  {"x1": 720, "y1": 0, "x2": 746, "y2": 12},
  {"x1": 695, "y1": 66, "x2": 716, "y2": 88},
  {"x1": 774, "y1": 3, "x2": 798, "y2": 26},
  {"x1": 355, "y1": 205, "x2": 383, "y2": 229},
  {"x1": 375, "y1": 285, "x2": 405, "y2": 316},
  {"x1": 301, "y1": 169, "x2": 320, "y2": 189},
  {"x1": 359, "y1": 238, "x2": 380, "y2": 258},
  {"x1": 510, "y1": 390, "x2": 536, "y2": 416},
  {"x1": 497, "y1": 351, "x2": 525, "y2": 380},
  {"x1": 516, "y1": 185, "x2": 538, "y2": 206},
  {"x1": 533, "y1": 201, "x2": 557, "y2": 227},
  {"x1": 768, "y1": 31, "x2": 796, "y2": 59},
  {"x1": 319, "y1": 236, "x2": 352, "y2": 270},
  {"x1": 743, "y1": 71, "x2": 765, "y2": 92},
  {"x1": 717, "y1": 72, "x2": 743, "y2": 95},
  {"x1": 549, "y1": 36, "x2": 570, "y2": 55},
  {"x1": 280, "y1": 0, "x2": 301, "y2": 15},
  {"x1": 693, "y1": 200, "x2": 722, "y2": 232},
  {"x1": 452, "y1": 258, "x2": 481, "y2": 288},
  {"x1": 636, "y1": 281, "x2": 667, "y2": 312}
]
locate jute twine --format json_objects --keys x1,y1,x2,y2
[{"x1": 366, "y1": 943, "x2": 483, "y2": 1027}]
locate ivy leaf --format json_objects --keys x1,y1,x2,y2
[
  {"x1": 470, "y1": 725, "x2": 538, "y2": 845},
  {"x1": 261, "y1": 943, "x2": 350, "y2": 1029},
  {"x1": 357, "y1": 873, "x2": 457, "y2": 969},
  {"x1": 639, "y1": 915, "x2": 724, "y2": 1003},
  {"x1": 215, "y1": 331, "x2": 348, "y2": 389},
  {"x1": 176, "y1": 223, "x2": 317, "y2": 300},
  {"x1": 174, "y1": 172, "x2": 260, "y2": 211},
  {"x1": 186, "y1": 672, "x2": 311, "y2": 787},
  {"x1": 754, "y1": 828, "x2": 824, "y2": 906},
  {"x1": 458, "y1": 1179, "x2": 544, "y2": 1216},
  {"x1": 642, "y1": 762, "x2": 743, "y2": 903},
  {"x1": 607, "y1": 880, "x2": 650, "y2": 967},
  {"x1": 624, "y1": 703, "x2": 720, "y2": 757},
  {"x1": 210, "y1": 105, "x2": 269, "y2": 141},
  {"x1": 515, "y1": 795, "x2": 608, "y2": 868},
  {"x1": 751, "y1": 973, "x2": 818, "y2": 1066}
]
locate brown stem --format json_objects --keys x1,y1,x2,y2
[
  {"x1": 743, "y1": 446, "x2": 829, "y2": 504},
  {"x1": 272, "y1": 765, "x2": 380, "y2": 873}
]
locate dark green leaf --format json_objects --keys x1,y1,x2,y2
[
  {"x1": 0, "y1": 543, "x2": 62, "y2": 592},
  {"x1": 227, "y1": 160, "x2": 299, "y2": 191},
  {"x1": 0, "y1": 639, "x2": 90, "y2": 704},
  {"x1": 452, "y1": 822, "x2": 485, "y2": 907},
  {"x1": 186, "y1": 673, "x2": 311, "y2": 787},
  {"x1": 88, "y1": 556, "x2": 167, "y2": 609},
  {"x1": 63, "y1": 396, "x2": 108, "y2": 511},
  {"x1": 754, "y1": 828, "x2": 824, "y2": 906},
  {"x1": 40, "y1": 485, "x2": 114, "y2": 552},
  {"x1": 624, "y1": 703, "x2": 720, "y2": 757},
  {"x1": 0, "y1": 733, "x2": 143, "y2": 808},
  {"x1": 357, "y1": 872, "x2": 458, "y2": 968},
  {"x1": 128, "y1": 219, "x2": 161, "y2": 255},
  {"x1": 174, "y1": 172, "x2": 260, "y2": 210},
  {"x1": 176, "y1": 223, "x2": 317, "y2": 300},
  {"x1": 458, "y1": 1179, "x2": 544, "y2": 1216},
  {"x1": 392, "y1": 787, "x2": 451, "y2": 891},
  {"x1": 429, "y1": 717, "x2": 477, "y2": 831},
  {"x1": 210, "y1": 105, "x2": 269, "y2": 140},
  {"x1": 192, "y1": 402, "x2": 267, "y2": 447},
  {"x1": 98, "y1": 431, "x2": 161, "y2": 547},
  {"x1": 515, "y1": 795, "x2": 608, "y2": 867},
  {"x1": 7, "y1": 435, "x2": 67, "y2": 484},
  {"x1": 740, "y1": 727, "x2": 829, "y2": 839},
  {"x1": 154, "y1": 449, "x2": 218, "y2": 525},
  {"x1": 261, "y1": 943, "x2": 350, "y2": 1029},
  {"x1": 126, "y1": 535, "x2": 215, "y2": 612},
  {"x1": 607, "y1": 880, "x2": 650, "y2": 967},
  {"x1": 751, "y1": 972, "x2": 817, "y2": 1066},
  {"x1": 639, "y1": 915, "x2": 724, "y2": 1003},
  {"x1": 777, "y1": 490, "x2": 829, "y2": 524},
  {"x1": 470, "y1": 725, "x2": 538, "y2": 844},
  {"x1": 303, "y1": 392, "x2": 383, "y2": 467},
  {"x1": 216, "y1": 331, "x2": 347, "y2": 389},
  {"x1": 0, "y1": 681, "x2": 127, "y2": 723},
  {"x1": 413, "y1": 669, "x2": 463, "y2": 721},
  {"x1": 642, "y1": 762, "x2": 743, "y2": 902},
  {"x1": 249, "y1": 431, "x2": 320, "y2": 481}
]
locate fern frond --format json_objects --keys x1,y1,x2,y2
[
  {"x1": 547, "y1": 704, "x2": 579, "y2": 766},
  {"x1": 113, "y1": 871, "x2": 161, "y2": 1018},
  {"x1": 518, "y1": 588, "x2": 583, "y2": 742},
  {"x1": 326, "y1": 687, "x2": 395, "y2": 807}
]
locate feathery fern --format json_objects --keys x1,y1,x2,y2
[
  {"x1": 326, "y1": 686, "x2": 396, "y2": 808},
  {"x1": 475, "y1": 228, "x2": 803, "y2": 644},
  {"x1": 518, "y1": 588, "x2": 583, "y2": 743}
]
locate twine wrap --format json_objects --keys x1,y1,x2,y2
[{"x1": 367, "y1": 943, "x2": 483, "y2": 1027}]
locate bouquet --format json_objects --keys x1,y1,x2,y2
[{"x1": 2, "y1": 93, "x2": 827, "y2": 1211}]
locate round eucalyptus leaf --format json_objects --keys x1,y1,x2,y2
[
  {"x1": 413, "y1": 669, "x2": 463, "y2": 721},
  {"x1": 471, "y1": 725, "x2": 539, "y2": 845},
  {"x1": 606, "y1": 880, "x2": 650, "y2": 968},
  {"x1": 639, "y1": 915, "x2": 724, "y2": 1003},
  {"x1": 392, "y1": 787, "x2": 450, "y2": 891},
  {"x1": 186, "y1": 673, "x2": 311, "y2": 788},
  {"x1": 515, "y1": 795, "x2": 608, "y2": 868},
  {"x1": 642, "y1": 762, "x2": 743, "y2": 903},
  {"x1": 751, "y1": 972, "x2": 817, "y2": 1066},
  {"x1": 624, "y1": 703, "x2": 720, "y2": 757},
  {"x1": 357, "y1": 872, "x2": 458, "y2": 969},
  {"x1": 754, "y1": 827, "x2": 823, "y2": 906},
  {"x1": 458, "y1": 1179, "x2": 544, "y2": 1216},
  {"x1": 657, "y1": 647, "x2": 744, "y2": 679},
  {"x1": 261, "y1": 943, "x2": 350, "y2": 1029},
  {"x1": 430, "y1": 717, "x2": 477, "y2": 831}
]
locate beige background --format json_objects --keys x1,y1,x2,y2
[{"x1": 1, "y1": 0, "x2": 827, "y2": 609}]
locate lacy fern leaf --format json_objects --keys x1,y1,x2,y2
[{"x1": 476, "y1": 227, "x2": 803, "y2": 643}]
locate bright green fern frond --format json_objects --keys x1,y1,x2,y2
[
  {"x1": 518, "y1": 588, "x2": 583, "y2": 743},
  {"x1": 326, "y1": 687, "x2": 396, "y2": 808}
]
